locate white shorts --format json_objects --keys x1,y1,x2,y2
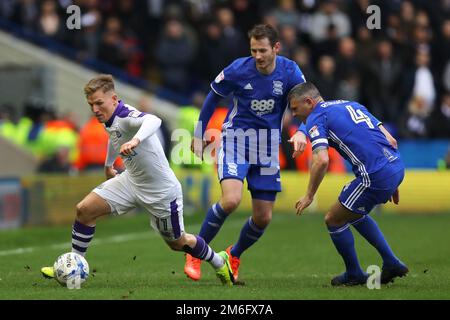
[{"x1": 92, "y1": 172, "x2": 185, "y2": 241}]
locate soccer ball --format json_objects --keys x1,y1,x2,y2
[{"x1": 53, "y1": 252, "x2": 89, "y2": 288}]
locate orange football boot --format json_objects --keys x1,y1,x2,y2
[
  {"x1": 184, "y1": 254, "x2": 202, "y2": 281},
  {"x1": 225, "y1": 245, "x2": 240, "y2": 281}
]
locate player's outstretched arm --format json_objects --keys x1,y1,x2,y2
[
  {"x1": 379, "y1": 124, "x2": 398, "y2": 149},
  {"x1": 295, "y1": 148, "x2": 329, "y2": 215}
]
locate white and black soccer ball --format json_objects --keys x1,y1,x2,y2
[{"x1": 53, "y1": 252, "x2": 89, "y2": 288}]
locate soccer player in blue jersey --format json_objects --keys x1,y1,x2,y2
[
  {"x1": 288, "y1": 82, "x2": 409, "y2": 286},
  {"x1": 184, "y1": 24, "x2": 307, "y2": 281}
]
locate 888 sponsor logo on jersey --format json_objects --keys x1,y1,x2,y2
[{"x1": 250, "y1": 99, "x2": 275, "y2": 116}]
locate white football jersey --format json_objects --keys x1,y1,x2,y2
[{"x1": 104, "y1": 100, "x2": 180, "y2": 201}]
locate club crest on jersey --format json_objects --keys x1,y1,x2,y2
[
  {"x1": 129, "y1": 110, "x2": 141, "y2": 118},
  {"x1": 215, "y1": 70, "x2": 225, "y2": 83},
  {"x1": 309, "y1": 125, "x2": 320, "y2": 138},
  {"x1": 272, "y1": 80, "x2": 283, "y2": 95},
  {"x1": 115, "y1": 131, "x2": 122, "y2": 138}
]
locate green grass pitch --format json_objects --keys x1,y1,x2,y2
[{"x1": 1, "y1": 211, "x2": 450, "y2": 300}]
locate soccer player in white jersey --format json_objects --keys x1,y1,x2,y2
[{"x1": 41, "y1": 74, "x2": 234, "y2": 286}]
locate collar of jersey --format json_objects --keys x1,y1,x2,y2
[
  {"x1": 105, "y1": 100, "x2": 125, "y2": 128},
  {"x1": 310, "y1": 100, "x2": 327, "y2": 116}
]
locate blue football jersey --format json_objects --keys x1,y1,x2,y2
[
  {"x1": 305, "y1": 100, "x2": 402, "y2": 179},
  {"x1": 211, "y1": 56, "x2": 305, "y2": 148}
]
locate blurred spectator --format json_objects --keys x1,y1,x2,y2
[
  {"x1": 216, "y1": 6, "x2": 248, "y2": 65},
  {"x1": 433, "y1": 19, "x2": 450, "y2": 82},
  {"x1": 230, "y1": 0, "x2": 260, "y2": 36},
  {"x1": 354, "y1": 26, "x2": 375, "y2": 64},
  {"x1": 154, "y1": 18, "x2": 196, "y2": 94},
  {"x1": 401, "y1": 47, "x2": 436, "y2": 115},
  {"x1": 444, "y1": 60, "x2": 450, "y2": 92},
  {"x1": 38, "y1": 146, "x2": 73, "y2": 173},
  {"x1": 314, "y1": 55, "x2": 339, "y2": 100},
  {"x1": 72, "y1": 3, "x2": 102, "y2": 59},
  {"x1": 399, "y1": 1, "x2": 416, "y2": 41},
  {"x1": 347, "y1": 0, "x2": 371, "y2": 38},
  {"x1": 98, "y1": 15, "x2": 143, "y2": 76},
  {"x1": 309, "y1": 0, "x2": 351, "y2": 43},
  {"x1": 0, "y1": 0, "x2": 17, "y2": 20},
  {"x1": 311, "y1": 22, "x2": 339, "y2": 59},
  {"x1": 279, "y1": 24, "x2": 299, "y2": 59},
  {"x1": 364, "y1": 39, "x2": 402, "y2": 122},
  {"x1": 195, "y1": 20, "x2": 228, "y2": 88},
  {"x1": 337, "y1": 72, "x2": 360, "y2": 102},
  {"x1": 12, "y1": 0, "x2": 39, "y2": 30},
  {"x1": 39, "y1": 110, "x2": 79, "y2": 163},
  {"x1": 399, "y1": 96, "x2": 430, "y2": 138},
  {"x1": 335, "y1": 37, "x2": 359, "y2": 80},
  {"x1": 22, "y1": 98, "x2": 50, "y2": 158},
  {"x1": 37, "y1": 0, "x2": 64, "y2": 42},
  {"x1": 0, "y1": 103, "x2": 18, "y2": 144},
  {"x1": 427, "y1": 91, "x2": 450, "y2": 138},
  {"x1": 292, "y1": 46, "x2": 316, "y2": 82},
  {"x1": 75, "y1": 115, "x2": 123, "y2": 172},
  {"x1": 269, "y1": 0, "x2": 301, "y2": 29}
]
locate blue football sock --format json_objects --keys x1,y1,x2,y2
[
  {"x1": 230, "y1": 217, "x2": 265, "y2": 258},
  {"x1": 328, "y1": 224, "x2": 364, "y2": 277},
  {"x1": 351, "y1": 215, "x2": 400, "y2": 266},
  {"x1": 198, "y1": 202, "x2": 228, "y2": 244}
]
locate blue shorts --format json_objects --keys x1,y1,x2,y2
[
  {"x1": 217, "y1": 142, "x2": 280, "y2": 201},
  {"x1": 339, "y1": 167, "x2": 405, "y2": 215}
]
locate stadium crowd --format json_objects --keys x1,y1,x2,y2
[{"x1": 0, "y1": 0, "x2": 449, "y2": 172}]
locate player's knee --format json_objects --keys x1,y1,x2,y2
[
  {"x1": 324, "y1": 212, "x2": 343, "y2": 227},
  {"x1": 221, "y1": 196, "x2": 241, "y2": 213},
  {"x1": 166, "y1": 238, "x2": 184, "y2": 251},
  {"x1": 76, "y1": 201, "x2": 93, "y2": 223},
  {"x1": 253, "y1": 214, "x2": 272, "y2": 228}
]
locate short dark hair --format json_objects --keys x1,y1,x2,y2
[
  {"x1": 248, "y1": 24, "x2": 279, "y2": 46},
  {"x1": 288, "y1": 82, "x2": 322, "y2": 102}
]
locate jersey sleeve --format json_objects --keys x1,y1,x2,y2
[
  {"x1": 297, "y1": 122, "x2": 307, "y2": 136},
  {"x1": 210, "y1": 63, "x2": 238, "y2": 97},
  {"x1": 306, "y1": 113, "x2": 329, "y2": 151},
  {"x1": 122, "y1": 112, "x2": 162, "y2": 142},
  {"x1": 288, "y1": 62, "x2": 306, "y2": 90}
]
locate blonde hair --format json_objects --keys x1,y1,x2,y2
[{"x1": 84, "y1": 74, "x2": 115, "y2": 97}]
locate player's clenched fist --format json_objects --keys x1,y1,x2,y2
[{"x1": 120, "y1": 137, "x2": 140, "y2": 155}]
